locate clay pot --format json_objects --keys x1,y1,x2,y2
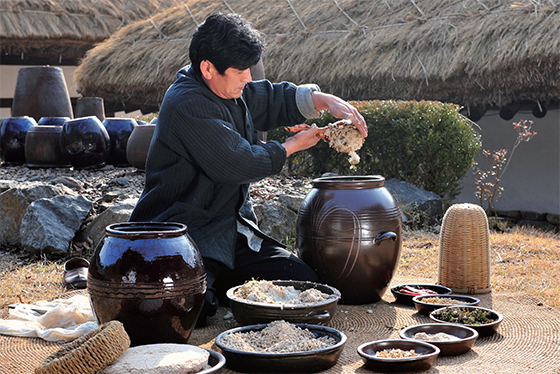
[
  {"x1": 296, "y1": 176, "x2": 402, "y2": 305},
  {"x1": 25, "y1": 125, "x2": 71, "y2": 168},
  {"x1": 59, "y1": 116, "x2": 110, "y2": 169},
  {"x1": 88, "y1": 222, "x2": 207, "y2": 346},
  {"x1": 11, "y1": 66, "x2": 73, "y2": 121},
  {"x1": 126, "y1": 122, "x2": 156, "y2": 169},
  {"x1": 37, "y1": 117, "x2": 71, "y2": 126},
  {"x1": 75, "y1": 97, "x2": 105, "y2": 122},
  {"x1": 102, "y1": 118, "x2": 137, "y2": 167},
  {"x1": 0, "y1": 116, "x2": 37, "y2": 165}
]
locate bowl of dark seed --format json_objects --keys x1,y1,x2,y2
[{"x1": 430, "y1": 306, "x2": 503, "y2": 337}]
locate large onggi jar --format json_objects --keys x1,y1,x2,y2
[
  {"x1": 296, "y1": 176, "x2": 402, "y2": 305},
  {"x1": 88, "y1": 222, "x2": 206, "y2": 346}
]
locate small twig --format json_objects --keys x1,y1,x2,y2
[
  {"x1": 410, "y1": 0, "x2": 425, "y2": 17},
  {"x1": 183, "y1": 4, "x2": 200, "y2": 26},
  {"x1": 222, "y1": 0, "x2": 235, "y2": 13},
  {"x1": 333, "y1": 0, "x2": 360, "y2": 28},
  {"x1": 148, "y1": 18, "x2": 169, "y2": 40},
  {"x1": 286, "y1": 0, "x2": 307, "y2": 29}
]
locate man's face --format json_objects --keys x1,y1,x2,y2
[{"x1": 203, "y1": 63, "x2": 252, "y2": 99}]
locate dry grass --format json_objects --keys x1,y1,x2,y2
[
  {"x1": 399, "y1": 226, "x2": 560, "y2": 310},
  {"x1": 0, "y1": 226, "x2": 558, "y2": 313}
]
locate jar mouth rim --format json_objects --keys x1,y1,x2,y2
[
  {"x1": 106, "y1": 222, "x2": 187, "y2": 238},
  {"x1": 313, "y1": 175, "x2": 385, "y2": 186}
]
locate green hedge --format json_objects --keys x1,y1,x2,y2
[{"x1": 268, "y1": 100, "x2": 481, "y2": 204}]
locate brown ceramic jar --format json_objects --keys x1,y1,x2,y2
[
  {"x1": 297, "y1": 176, "x2": 402, "y2": 304},
  {"x1": 88, "y1": 222, "x2": 206, "y2": 346}
]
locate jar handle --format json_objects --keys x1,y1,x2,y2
[
  {"x1": 374, "y1": 231, "x2": 398, "y2": 245},
  {"x1": 304, "y1": 310, "x2": 331, "y2": 322}
]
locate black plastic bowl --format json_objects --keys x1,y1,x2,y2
[
  {"x1": 200, "y1": 349, "x2": 226, "y2": 374},
  {"x1": 215, "y1": 323, "x2": 346, "y2": 373},
  {"x1": 227, "y1": 280, "x2": 340, "y2": 325},
  {"x1": 430, "y1": 306, "x2": 504, "y2": 337},
  {"x1": 399, "y1": 323, "x2": 478, "y2": 356},
  {"x1": 412, "y1": 294, "x2": 481, "y2": 316},
  {"x1": 391, "y1": 284, "x2": 452, "y2": 306},
  {"x1": 357, "y1": 339, "x2": 440, "y2": 373}
]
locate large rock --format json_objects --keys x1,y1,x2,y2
[
  {"x1": 20, "y1": 195, "x2": 93, "y2": 254},
  {"x1": 258, "y1": 200, "x2": 298, "y2": 243},
  {"x1": 384, "y1": 178, "x2": 444, "y2": 222},
  {"x1": 0, "y1": 183, "x2": 76, "y2": 246},
  {"x1": 76, "y1": 198, "x2": 138, "y2": 251}
]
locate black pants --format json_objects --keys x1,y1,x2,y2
[{"x1": 200, "y1": 233, "x2": 319, "y2": 320}]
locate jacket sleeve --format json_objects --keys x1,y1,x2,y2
[{"x1": 160, "y1": 94, "x2": 286, "y2": 185}]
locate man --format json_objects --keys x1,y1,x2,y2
[{"x1": 130, "y1": 13, "x2": 367, "y2": 323}]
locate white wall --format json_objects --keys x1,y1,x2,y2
[{"x1": 453, "y1": 108, "x2": 560, "y2": 215}]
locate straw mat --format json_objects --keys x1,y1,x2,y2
[{"x1": 1, "y1": 281, "x2": 560, "y2": 374}]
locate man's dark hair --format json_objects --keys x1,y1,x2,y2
[{"x1": 189, "y1": 13, "x2": 264, "y2": 76}]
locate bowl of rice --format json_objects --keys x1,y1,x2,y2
[
  {"x1": 215, "y1": 320, "x2": 346, "y2": 373},
  {"x1": 399, "y1": 323, "x2": 479, "y2": 356},
  {"x1": 412, "y1": 294, "x2": 481, "y2": 316},
  {"x1": 226, "y1": 279, "x2": 341, "y2": 326},
  {"x1": 357, "y1": 339, "x2": 439, "y2": 373}
]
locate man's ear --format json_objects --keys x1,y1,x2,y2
[{"x1": 200, "y1": 60, "x2": 214, "y2": 80}]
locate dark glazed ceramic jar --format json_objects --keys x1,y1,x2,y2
[
  {"x1": 60, "y1": 116, "x2": 110, "y2": 169},
  {"x1": 102, "y1": 118, "x2": 137, "y2": 167},
  {"x1": 0, "y1": 116, "x2": 37, "y2": 165},
  {"x1": 25, "y1": 125, "x2": 71, "y2": 168},
  {"x1": 38, "y1": 117, "x2": 70, "y2": 126},
  {"x1": 297, "y1": 176, "x2": 402, "y2": 305},
  {"x1": 88, "y1": 222, "x2": 207, "y2": 347},
  {"x1": 126, "y1": 122, "x2": 156, "y2": 170}
]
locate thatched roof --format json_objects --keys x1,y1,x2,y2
[
  {"x1": 74, "y1": 0, "x2": 560, "y2": 113},
  {"x1": 0, "y1": 0, "x2": 183, "y2": 62}
]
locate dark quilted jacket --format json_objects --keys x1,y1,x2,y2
[{"x1": 129, "y1": 65, "x2": 307, "y2": 268}]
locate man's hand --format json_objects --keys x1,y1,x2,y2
[
  {"x1": 311, "y1": 92, "x2": 368, "y2": 137},
  {"x1": 281, "y1": 124, "x2": 320, "y2": 157}
]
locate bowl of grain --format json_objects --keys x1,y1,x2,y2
[
  {"x1": 357, "y1": 339, "x2": 439, "y2": 373},
  {"x1": 226, "y1": 279, "x2": 341, "y2": 326},
  {"x1": 390, "y1": 284, "x2": 452, "y2": 306},
  {"x1": 215, "y1": 320, "x2": 346, "y2": 373},
  {"x1": 399, "y1": 323, "x2": 478, "y2": 356},
  {"x1": 412, "y1": 294, "x2": 481, "y2": 316},
  {"x1": 430, "y1": 306, "x2": 504, "y2": 337}
]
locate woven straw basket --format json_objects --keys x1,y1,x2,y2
[{"x1": 438, "y1": 203, "x2": 491, "y2": 294}]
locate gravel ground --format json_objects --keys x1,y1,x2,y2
[{"x1": 0, "y1": 163, "x2": 313, "y2": 264}]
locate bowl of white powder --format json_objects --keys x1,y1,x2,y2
[
  {"x1": 215, "y1": 320, "x2": 346, "y2": 373},
  {"x1": 399, "y1": 323, "x2": 478, "y2": 356},
  {"x1": 226, "y1": 280, "x2": 341, "y2": 326}
]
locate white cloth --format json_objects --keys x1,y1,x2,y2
[{"x1": 0, "y1": 295, "x2": 98, "y2": 342}]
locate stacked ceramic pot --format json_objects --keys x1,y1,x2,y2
[{"x1": 24, "y1": 117, "x2": 72, "y2": 168}]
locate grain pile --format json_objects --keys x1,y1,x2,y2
[
  {"x1": 100, "y1": 344, "x2": 210, "y2": 374},
  {"x1": 233, "y1": 280, "x2": 334, "y2": 305},
  {"x1": 219, "y1": 320, "x2": 336, "y2": 353},
  {"x1": 324, "y1": 120, "x2": 365, "y2": 165}
]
